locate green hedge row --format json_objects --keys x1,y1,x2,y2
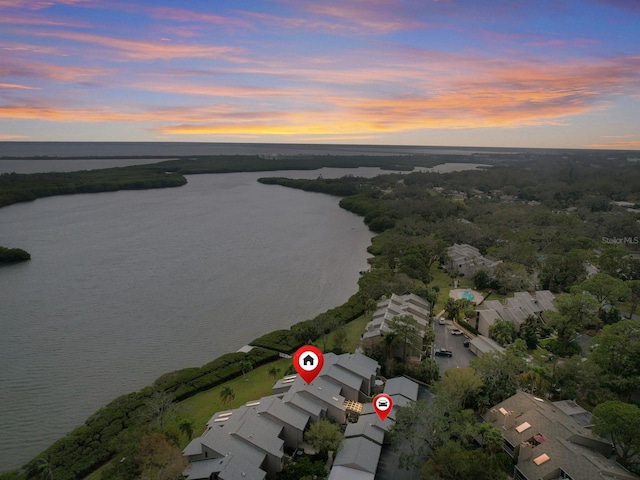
[
  {"x1": 249, "y1": 294, "x2": 365, "y2": 353},
  {"x1": 458, "y1": 320, "x2": 480, "y2": 336},
  {"x1": 250, "y1": 329, "x2": 301, "y2": 353},
  {"x1": 326, "y1": 294, "x2": 365, "y2": 324}
]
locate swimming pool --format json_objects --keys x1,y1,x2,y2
[{"x1": 458, "y1": 291, "x2": 475, "y2": 301}]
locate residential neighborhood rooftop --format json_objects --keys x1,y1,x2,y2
[{"x1": 484, "y1": 392, "x2": 638, "y2": 480}]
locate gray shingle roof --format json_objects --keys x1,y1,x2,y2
[
  {"x1": 344, "y1": 418, "x2": 385, "y2": 445},
  {"x1": 286, "y1": 391, "x2": 325, "y2": 418},
  {"x1": 469, "y1": 335, "x2": 505, "y2": 355},
  {"x1": 328, "y1": 466, "x2": 375, "y2": 480},
  {"x1": 183, "y1": 456, "x2": 266, "y2": 480},
  {"x1": 218, "y1": 455, "x2": 267, "y2": 480},
  {"x1": 333, "y1": 437, "x2": 382, "y2": 473},
  {"x1": 230, "y1": 409, "x2": 284, "y2": 458},
  {"x1": 384, "y1": 376, "x2": 419, "y2": 401},
  {"x1": 324, "y1": 363, "x2": 364, "y2": 388},
  {"x1": 365, "y1": 294, "x2": 430, "y2": 340},
  {"x1": 477, "y1": 291, "x2": 555, "y2": 331},
  {"x1": 256, "y1": 395, "x2": 310, "y2": 431}
]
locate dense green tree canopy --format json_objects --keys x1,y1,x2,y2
[
  {"x1": 593, "y1": 401, "x2": 640, "y2": 468},
  {"x1": 304, "y1": 420, "x2": 343, "y2": 460},
  {"x1": 589, "y1": 320, "x2": 640, "y2": 401},
  {"x1": 489, "y1": 319, "x2": 516, "y2": 346},
  {"x1": 548, "y1": 292, "x2": 599, "y2": 344},
  {"x1": 470, "y1": 348, "x2": 526, "y2": 407}
]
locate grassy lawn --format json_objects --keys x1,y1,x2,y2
[
  {"x1": 314, "y1": 314, "x2": 371, "y2": 353},
  {"x1": 170, "y1": 314, "x2": 372, "y2": 443},
  {"x1": 84, "y1": 462, "x2": 109, "y2": 480},
  {"x1": 430, "y1": 266, "x2": 475, "y2": 311},
  {"x1": 168, "y1": 357, "x2": 292, "y2": 442}
]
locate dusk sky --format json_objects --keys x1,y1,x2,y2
[{"x1": 1, "y1": 0, "x2": 640, "y2": 149}]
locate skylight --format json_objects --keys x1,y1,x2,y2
[
  {"x1": 516, "y1": 422, "x2": 531, "y2": 433},
  {"x1": 534, "y1": 453, "x2": 550, "y2": 465}
]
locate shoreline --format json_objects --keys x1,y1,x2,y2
[
  {"x1": 3, "y1": 271, "x2": 371, "y2": 478},
  {"x1": 1, "y1": 158, "x2": 491, "y2": 476},
  {"x1": 0, "y1": 176, "x2": 374, "y2": 477}
]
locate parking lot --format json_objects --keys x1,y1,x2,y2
[{"x1": 432, "y1": 319, "x2": 476, "y2": 374}]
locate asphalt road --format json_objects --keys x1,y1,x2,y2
[{"x1": 433, "y1": 319, "x2": 476, "y2": 375}]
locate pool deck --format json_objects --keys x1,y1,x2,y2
[{"x1": 449, "y1": 288, "x2": 484, "y2": 305}]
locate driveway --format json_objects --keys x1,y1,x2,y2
[{"x1": 433, "y1": 319, "x2": 476, "y2": 375}]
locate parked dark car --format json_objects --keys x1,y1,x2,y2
[
  {"x1": 463, "y1": 338, "x2": 470, "y2": 347},
  {"x1": 435, "y1": 348, "x2": 453, "y2": 357}
]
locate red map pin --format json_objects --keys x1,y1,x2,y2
[
  {"x1": 293, "y1": 345, "x2": 324, "y2": 384},
  {"x1": 373, "y1": 393, "x2": 393, "y2": 421}
]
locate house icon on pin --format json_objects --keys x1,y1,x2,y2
[{"x1": 303, "y1": 354, "x2": 314, "y2": 366}]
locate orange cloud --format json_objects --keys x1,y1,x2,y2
[
  {"x1": 0, "y1": 82, "x2": 40, "y2": 90},
  {"x1": 133, "y1": 81, "x2": 291, "y2": 99},
  {"x1": 587, "y1": 140, "x2": 640, "y2": 148},
  {"x1": 0, "y1": 133, "x2": 29, "y2": 140},
  {"x1": 0, "y1": 102, "x2": 276, "y2": 124},
  {"x1": 29, "y1": 30, "x2": 244, "y2": 61},
  {"x1": 0, "y1": 105, "x2": 159, "y2": 122}
]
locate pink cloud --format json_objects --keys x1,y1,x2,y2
[
  {"x1": 28, "y1": 30, "x2": 245, "y2": 61},
  {"x1": 0, "y1": 14, "x2": 89, "y2": 27},
  {"x1": 0, "y1": 57, "x2": 112, "y2": 83},
  {"x1": 239, "y1": 10, "x2": 361, "y2": 34},
  {"x1": 148, "y1": 6, "x2": 252, "y2": 29},
  {"x1": 0, "y1": 0, "x2": 91, "y2": 10},
  {"x1": 302, "y1": 1, "x2": 424, "y2": 32}
]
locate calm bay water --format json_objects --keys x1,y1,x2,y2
[
  {"x1": 0, "y1": 166, "x2": 398, "y2": 470},
  {"x1": 0, "y1": 141, "x2": 490, "y2": 470}
]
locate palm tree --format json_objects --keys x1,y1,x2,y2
[
  {"x1": 220, "y1": 386, "x2": 235, "y2": 406},
  {"x1": 25, "y1": 456, "x2": 53, "y2": 480},
  {"x1": 179, "y1": 420, "x2": 194, "y2": 441},
  {"x1": 388, "y1": 314, "x2": 420, "y2": 363},
  {"x1": 382, "y1": 332, "x2": 398, "y2": 360},
  {"x1": 268, "y1": 366, "x2": 281, "y2": 382},
  {"x1": 489, "y1": 319, "x2": 515, "y2": 346},
  {"x1": 444, "y1": 297, "x2": 460, "y2": 321},
  {"x1": 240, "y1": 360, "x2": 253, "y2": 381},
  {"x1": 528, "y1": 366, "x2": 549, "y2": 395}
]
